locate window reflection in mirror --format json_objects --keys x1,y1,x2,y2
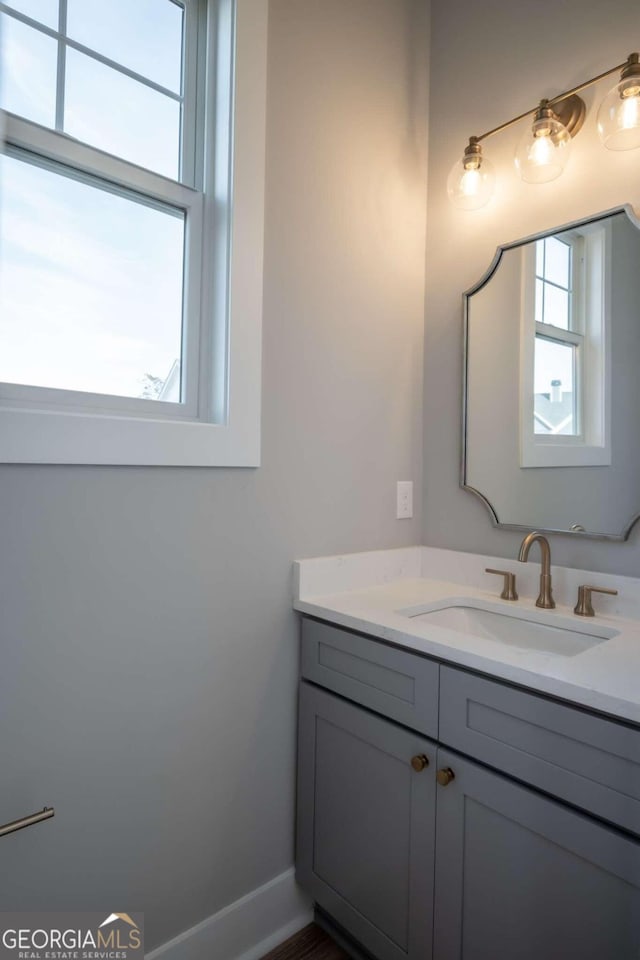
[
  {"x1": 520, "y1": 220, "x2": 610, "y2": 469},
  {"x1": 534, "y1": 234, "x2": 578, "y2": 435}
]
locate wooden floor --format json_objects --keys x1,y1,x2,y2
[{"x1": 260, "y1": 923, "x2": 350, "y2": 960}]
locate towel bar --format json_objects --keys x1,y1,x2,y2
[{"x1": 0, "y1": 806, "x2": 55, "y2": 838}]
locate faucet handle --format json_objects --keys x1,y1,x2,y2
[
  {"x1": 485, "y1": 568, "x2": 518, "y2": 601},
  {"x1": 574, "y1": 585, "x2": 618, "y2": 618}
]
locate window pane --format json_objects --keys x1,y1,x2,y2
[
  {"x1": 0, "y1": 154, "x2": 185, "y2": 401},
  {"x1": 544, "y1": 236, "x2": 570, "y2": 289},
  {"x1": 543, "y1": 282, "x2": 569, "y2": 329},
  {"x1": 64, "y1": 48, "x2": 180, "y2": 179},
  {"x1": 0, "y1": 13, "x2": 57, "y2": 126},
  {"x1": 534, "y1": 338, "x2": 576, "y2": 435},
  {"x1": 2, "y1": 0, "x2": 58, "y2": 29},
  {"x1": 66, "y1": 0, "x2": 184, "y2": 93},
  {"x1": 535, "y1": 279, "x2": 544, "y2": 326},
  {"x1": 535, "y1": 239, "x2": 544, "y2": 279}
]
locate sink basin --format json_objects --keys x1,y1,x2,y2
[{"x1": 405, "y1": 602, "x2": 618, "y2": 657}]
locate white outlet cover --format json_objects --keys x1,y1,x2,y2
[{"x1": 396, "y1": 480, "x2": 413, "y2": 519}]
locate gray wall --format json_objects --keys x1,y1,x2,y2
[
  {"x1": 0, "y1": 1, "x2": 429, "y2": 950},
  {"x1": 423, "y1": 0, "x2": 640, "y2": 574}
]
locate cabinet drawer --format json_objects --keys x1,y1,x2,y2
[
  {"x1": 440, "y1": 666, "x2": 640, "y2": 836},
  {"x1": 301, "y1": 618, "x2": 439, "y2": 737}
]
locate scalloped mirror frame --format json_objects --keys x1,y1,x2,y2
[{"x1": 461, "y1": 204, "x2": 640, "y2": 541}]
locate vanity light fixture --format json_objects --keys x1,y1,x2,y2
[
  {"x1": 514, "y1": 100, "x2": 573, "y2": 184},
  {"x1": 598, "y1": 52, "x2": 640, "y2": 150},
  {"x1": 448, "y1": 52, "x2": 640, "y2": 210},
  {"x1": 446, "y1": 137, "x2": 496, "y2": 211}
]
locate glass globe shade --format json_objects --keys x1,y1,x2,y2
[
  {"x1": 447, "y1": 154, "x2": 495, "y2": 211},
  {"x1": 514, "y1": 114, "x2": 571, "y2": 184},
  {"x1": 597, "y1": 77, "x2": 640, "y2": 150}
]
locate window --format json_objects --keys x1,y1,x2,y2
[
  {"x1": 533, "y1": 234, "x2": 582, "y2": 437},
  {"x1": 0, "y1": 0, "x2": 267, "y2": 465},
  {"x1": 520, "y1": 222, "x2": 611, "y2": 468}
]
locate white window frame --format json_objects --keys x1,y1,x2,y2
[
  {"x1": 0, "y1": 0, "x2": 266, "y2": 466},
  {"x1": 519, "y1": 222, "x2": 612, "y2": 469}
]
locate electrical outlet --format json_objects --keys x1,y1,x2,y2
[{"x1": 396, "y1": 481, "x2": 413, "y2": 519}]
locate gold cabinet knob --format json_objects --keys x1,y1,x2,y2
[
  {"x1": 411, "y1": 754, "x2": 429, "y2": 772},
  {"x1": 437, "y1": 767, "x2": 455, "y2": 786}
]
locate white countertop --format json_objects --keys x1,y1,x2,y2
[{"x1": 293, "y1": 546, "x2": 640, "y2": 726}]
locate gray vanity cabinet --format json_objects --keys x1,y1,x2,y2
[
  {"x1": 433, "y1": 749, "x2": 640, "y2": 960},
  {"x1": 296, "y1": 681, "x2": 437, "y2": 960},
  {"x1": 296, "y1": 617, "x2": 640, "y2": 960}
]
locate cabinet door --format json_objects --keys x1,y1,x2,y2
[
  {"x1": 433, "y1": 749, "x2": 640, "y2": 960},
  {"x1": 297, "y1": 682, "x2": 436, "y2": 960}
]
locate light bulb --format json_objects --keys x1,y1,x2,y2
[
  {"x1": 515, "y1": 104, "x2": 571, "y2": 184},
  {"x1": 447, "y1": 139, "x2": 495, "y2": 211},
  {"x1": 528, "y1": 133, "x2": 554, "y2": 167},
  {"x1": 598, "y1": 56, "x2": 640, "y2": 150},
  {"x1": 459, "y1": 167, "x2": 481, "y2": 197},
  {"x1": 621, "y1": 89, "x2": 640, "y2": 129}
]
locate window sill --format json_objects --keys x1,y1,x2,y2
[
  {"x1": 521, "y1": 442, "x2": 611, "y2": 469},
  {"x1": 0, "y1": 405, "x2": 260, "y2": 466}
]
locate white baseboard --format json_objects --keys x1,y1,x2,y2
[{"x1": 146, "y1": 867, "x2": 313, "y2": 960}]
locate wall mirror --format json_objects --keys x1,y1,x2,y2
[{"x1": 462, "y1": 206, "x2": 640, "y2": 540}]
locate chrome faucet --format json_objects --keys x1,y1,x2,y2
[{"x1": 518, "y1": 532, "x2": 555, "y2": 609}]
